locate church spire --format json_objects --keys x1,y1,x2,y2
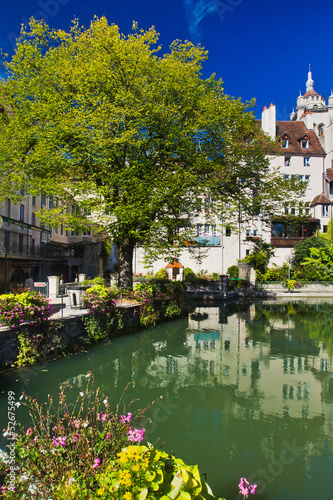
[{"x1": 306, "y1": 64, "x2": 314, "y2": 93}]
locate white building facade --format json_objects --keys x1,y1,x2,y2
[{"x1": 134, "y1": 69, "x2": 333, "y2": 276}]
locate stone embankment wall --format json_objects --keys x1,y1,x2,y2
[
  {"x1": 0, "y1": 305, "x2": 141, "y2": 370},
  {"x1": 261, "y1": 283, "x2": 333, "y2": 294}
]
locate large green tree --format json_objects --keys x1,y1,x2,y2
[{"x1": 0, "y1": 18, "x2": 303, "y2": 287}]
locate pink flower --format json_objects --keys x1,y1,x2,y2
[
  {"x1": 238, "y1": 478, "x2": 256, "y2": 498},
  {"x1": 26, "y1": 427, "x2": 33, "y2": 436},
  {"x1": 128, "y1": 427, "x2": 145, "y2": 443},
  {"x1": 121, "y1": 412, "x2": 132, "y2": 424},
  {"x1": 92, "y1": 458, "x2": 100, "y2": 469}
]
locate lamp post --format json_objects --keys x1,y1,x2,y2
[{"x1": 286, "y1": 254, "x2": 292, "y2": 280}]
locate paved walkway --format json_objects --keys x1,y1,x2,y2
[{"x1": 48, "y1": 295, "x2": 139, "y2": 320}]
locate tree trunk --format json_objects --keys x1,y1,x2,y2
[{"x1": 117, "y1": 238, "x2": 136, "y2": 289}]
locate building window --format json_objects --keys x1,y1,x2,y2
[
  {"x1": 61, "y1": 225, "x2": 64, "y2": 236},
  {"x1": 246, "y1": 229, "x2": 250, "y2": 237},
  {"x1": 246, "y1": 249, "x2": 250, "y2": 256},
  {"x1": 225, "y1": 226, "x2": 231, "y2": 237},
  {"x1": 282, "y1": 138, "x2": 288, "y2": 148},
  {"x1": 4, "y1": 231, "x2": 10, "y2": 249},
  {"x1": 42, "y1": 194, "x2": 47, "y2": 206},
  {"x1": 5, "y1": 198, "x2": 11, "y2": 218},
  {"x1": 32, "y1": 196, "x2": 36, "y2": 206},
  {"x1": 211, "y1": 225, "x2": 216, "y2": 236},
  {"x1": 304, "y1": 157, "x2": 310, "y2": 167},
  {"x1": 284, "y1": 174, "x2": 290, "y2": 180},
  {"x1": 55, "y1": 226, "x2": 58, "y2": 234},
  {"x1": 322, "y1": 205, "x2": 330, "y2": 217},
  {"x1": 319, "y1": 126, "x2": 324, "y2": 137},
  {"x1": 197, "y1": 224, "x2": 202, "y2": 236},
  {"x1": 323, "y1": 225, "x2": 328, "y2": 233},
  {"x1": 299, "y1": 175, "x2": 304, "y2": 182},
  {"x1": 284, "y1": 204, "x2": 289, "y2": 215},
  {"x1": 253, "y1": 229, "x2": 258, "y2": 236},
  {"x1": 20, "y1": 186, "x2": 25, "y2": 196},
  {"x1": 204, "y1": 224, "x2": 210, "y2": 235},
  {"x1": 31, "y1": 213, "x2": 36, "y2": 225},
  {"x1": 301, "y1": 139, "x2": 309, "y2": 149},
  {"x1": 19, "y1": 234, "x2": 24, "y2": 253},
  {"x1": 19, "y1": 204, "x2": 24, "y2": 222},
  {"x1": 305, "y1": 175, "x2": 310, "y2": 183},
  {"x1": 284, "y1": 157, "x2": 291, "y2": 166}
]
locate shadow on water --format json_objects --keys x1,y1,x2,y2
[{"x1": 1, "y1": 297, "x2": 333, "y2": 500}]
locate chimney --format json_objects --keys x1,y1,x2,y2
[{"x1": 261, "y1": 103, "x2": 276, "y2": 138}]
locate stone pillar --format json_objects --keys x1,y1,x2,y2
[
  {"x1": 219, "y1": 274, "x2": 229, "y2": 298},
  {"x1": 48, "y1": 275, "x2": 59, "y2": 298},
  {"x1": 78, "y1": 274, "x2": 86, "y2": 283}
]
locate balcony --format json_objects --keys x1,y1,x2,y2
[
  {"x1": 271, "y1": 237, "x2": 307, "y2": 247},
  {"x1": 0, "y1": 242, "x2": 75, "y2": 260},
  {"x1": 194, "y1": 236, "x2": 221, "y2": 246}
]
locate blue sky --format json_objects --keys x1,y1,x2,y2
[{"x1": 1, "y1": 0, "x2": 333, "y2": 119}]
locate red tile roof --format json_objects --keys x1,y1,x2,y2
[
  {"x1": 275, "y1": 121, "x2": 325, "y2": 156},
  {"x1": 310, "y1": 193, "x2": 332, "y2": 207},
  {"x1": 165, "y1": 260, "x2": 184, "y2": 269},
  {"x1": 325, "y1": 169, "x2": 333, "y2": 182}
]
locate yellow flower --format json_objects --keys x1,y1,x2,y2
[
  {"x1": 119, "y1": 470, "x2": 132, "y2": 487},
  {"x1": 140, "y1": 458, "x2": 149, "y2": 471},
  {"x1": 123, "y1": 493, "x2": 132, "y2": 500},
  {"x1": 117, "y1": 450, "x2": 128, "y2": 464},
  {"x1": 132, "y1": 463, "x2": 140, "y2": 472},
  {"x1": 97, "y1": 487, "x2": 105, "y2": 496}
]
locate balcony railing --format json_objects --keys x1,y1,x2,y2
[{"x1": 0, "y1": 242, "x2": 75, "y2": 259}]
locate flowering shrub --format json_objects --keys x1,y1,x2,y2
[
  {"x1": 81, "y1": 285, "x2": 117, "y2": 315},
  {"x1": 133, "y1": 281, "x2": 188, "y2": 326},
  {"x1": 0, "y1": 379, "x2": 146, "y2": 498},
  {"x1": 96, "y1": 445, "x2": 222, "y2": 500},
  {"x1": 81, "y1": 285, "x2": 120, "y2": 341},
  {"x1": 0, "y1": 292, "x2": 52, "y2": 328}
]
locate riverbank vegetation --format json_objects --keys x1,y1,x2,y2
[{"x1": 0, "y1": 280, "x2": 191, "y2": 369}]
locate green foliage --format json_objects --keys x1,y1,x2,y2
[
  {"x1": 260, "y1": 264, "x2": 288, "y2": 282},
  {"x1": 155, "y1": 268, "x2": 168, "y2": 281},
  {"x1": 184, "y1": 268, "x2": 197, "y2": 283},
  {"x1": 81, "y1": 285, "x2": 119, "y2": 341},
  {"x1": 245, "y1": 237, "x2": 275, "y2": 275},
  {"x1": 16, "y1": 333, "x2": 38, "y2": 366},
  {"x1": 81, "y1": 276, "x2": 105, "y2": 286},
  {"x1": 0, "y1": 17, "x2": 302, "y2": 289},
  {"x1": 292, "y1": 236, "x2": 327, "y2": 267},
  {"x1": 95, "y1": 445, "x2": 211, "y2": 500},
  {"x1": 301, "y1": 243, "x2": 333, "y2": 280},
  {"x1": 0, "y1": 292, "x2": 52, "y2": 328},
  {"x1": 227, "y1": 265, "x2": 239, "y2": 279}
]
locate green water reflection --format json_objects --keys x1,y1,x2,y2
[{"x1": 1, "y1": 298, "x2": 333, "y2": 500}]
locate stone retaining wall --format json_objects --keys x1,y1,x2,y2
[{"x1": 0, "y1": 305, "x2": 141, "y2": 370}]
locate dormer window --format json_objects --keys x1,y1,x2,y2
[
  {"x1": 301, "y1": 138, "x2": 309, "y2": 148},
  {"x1": 282, "y1": 138, "x2": 288, "y2": 148}
]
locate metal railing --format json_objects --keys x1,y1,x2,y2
[{"x1": 0, "y1": 241, "x2": 75, "y2": 259}]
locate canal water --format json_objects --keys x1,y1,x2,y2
[{"x1": 1, "y1": 298, "x2": 333, "y2": 500}]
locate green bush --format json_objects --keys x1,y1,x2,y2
[
  {"x1": 227, "y1": 265, "x2": 239, "y2": 279},
  {"x1": 155, "y1": 268, "x2": 168, "y2": 280},
  {"x1": 184, "y1": 267, "x2": 197, "y2": 283},
  {"x1": 81, "y1": 276, "x2": 105, "y2": 286}
]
